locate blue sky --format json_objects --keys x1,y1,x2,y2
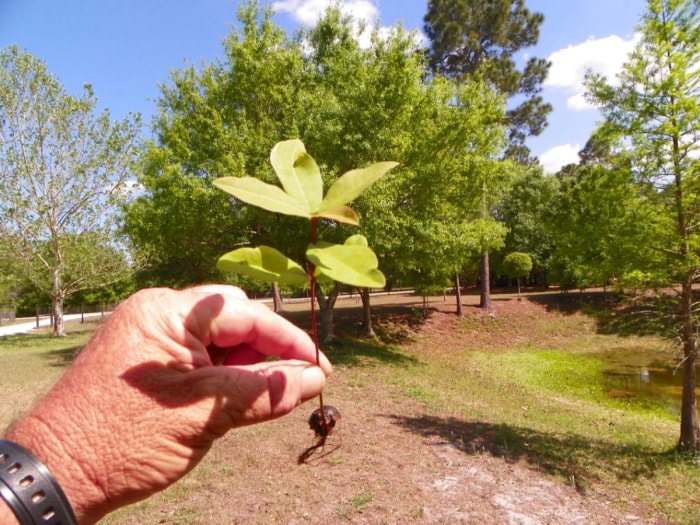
[{"x1": 0, "y1": 0, "x2": 647, "y2": 172}]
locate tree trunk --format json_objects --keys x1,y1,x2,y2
[
  {"x1": 271, "y1": 282, "x2": 283, "y2": 313},
  {"x1": 479, "y1": 251, "x2": 492, "y2": 314},
  {"x1": 516, "y1": 277, "x2": 522, "y2": 301},
  {"x1": 52, "y1": 297, "x2": 65, "y2": 337},
  {"x1": 678, "y1": 277, "x2": 699, "y2": 452},
  {"x1": 314, "y1": 282, "x2": 341, "y2": 345},
  {"x1": 455, "y1": 272, "x2": 463, "y2": 317},
  {"x1": 359, "y1": 288, "x2": 375, "y2": 337},
  {"x1": 52, "y1": 268, "x2": 66, "y2": 337}
]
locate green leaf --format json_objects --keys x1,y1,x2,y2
[
  {"x1": 314, "y1": 270, "x2": 335, "y2": 285},
  {"x1": 343, "y1": 234, "x2": 369, "y2": 247},
  {"x1": 316, "y1": 205, "x2": 359, "y2": 225},
  {"x1": 270, "y1": 139, "x2": 323, "y2": 213},
  {"x1": 213, "y1": 176, "x2": 310, "y2": 218},
  {"x1": 319, "y1": 161, "x2": 398, "y2": 211},
  {"x1": 306, "y1": 240, "x2": 386, "y2": 288},
  {"x1": 217, "y1": 246, "x2": 309, "y2": 285}
]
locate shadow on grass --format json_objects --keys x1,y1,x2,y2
[
  {"x1": 387, "y1": 414, "x2": 683, "y2": 492},
  {"x1": 43, "y1": 345, "x2": 83, "y2": 367},
  {"x1": 280, "y1": 300, "x2": 431, "y2": 368},
  {"x1": 324, "y1": 335, "x2": 421, "y2": 368},
  {"x1": 0, "y1": 333, "x2": 35, "y2": 347},
  {"x1": 527, "y1": 290, "x2": 676, "y2": 339},
  {"x1": 525, "y1": 290, "x2": 613, "y2": 316},
  {"x1": 0, "y1": 332, "x2": 84, "y2": 368}
]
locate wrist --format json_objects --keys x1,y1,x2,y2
[
  {"x1": 0, "y1": 439, "x2": 77, "y2": 525},
  {"x1": 5, "y1": 411, "x2": 106, "y2": 524},
  {"x1": 0, "y1": 498, "x2": 20, "y2": 525}
]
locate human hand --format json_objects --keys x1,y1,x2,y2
[{"x1": 3, "y1": 285, "x2": 331, "y2": 524}]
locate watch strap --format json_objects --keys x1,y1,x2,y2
[{"x1": 0, "y1": 440, "x2": 77, "y2": 525}]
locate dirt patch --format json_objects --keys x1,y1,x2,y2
[{"x1": 106, "y1": 291, "x2": 658, "y2": 525}]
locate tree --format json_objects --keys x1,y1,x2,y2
[
  {"x1": 0, "y1": 46, "x2": 141, "y2": 336},
  {"x1": 300, "y1": 13, "x2": 508, "y2": 325},
  {"x1": 125, "y1": 1, "x2": 508, "y2": 341},
  {"x1": 297, "y1": 9, "x2": 429, "y2": 340},
  {"x1": 126, "y1": 3, "x2": 420, "y2": 342},
  {"x1": 424, "y1": 0, "x2": 541, "y2": 314},
  {"x1": 423, "y1": 0, "x2": 552, "y2": 162},
  {"x1": 549, "y1": 157, "x2": 650, "y2": 294},
  {"x1": 502, "y1": 251, "x2": 532, "y2": 300},
  {"x1": 586, "y1": 0, "x2": 700, "y2": 452},
  {"x1": 126, "y1": 2, "x2": 502, "y2": 336},
  {"x1": 366, "y1": 73, "x2": 508, "y2": 317},
  {"x1": 125, "y1": 3, "x2": 306, "y2": 289},
  {"x1": 498, "y1": 166, "x2": 559, "y2": 286}
]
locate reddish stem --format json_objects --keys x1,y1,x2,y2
[{"x1": 308, "y1": 217, "x2": 329, "y2": 435}]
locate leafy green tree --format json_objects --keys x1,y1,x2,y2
[
  {"x1": 126, "y1": 3, "x2": 416, "y2": 340},
  {"x1": 289, "y1": 7, "x2": 507, "y2": 329},
  {"x1": 498, "y1": 166, "x2": 558, "y2": 286},
  {"x1": 124, "y1": 3, "x2": 306, "y2": 289},
  {"x1": 302, "y1": 17, "x2": 508, "y2": 320},
  {"x1": 423, "y1": 0, "x2": 534, "y2": 313},
  {"x1": 0, "y1": 237, "x2": 22, "y2": 316},
  {"x1": 502, "y1": 251, "x2": 532, "y2": 299},
  {"x1": 376, "y1": 74, "x2": 509, "y2": 316},
  {"x1": 423, "y1": 0, "x2": 552, "y2": 162},
  {"x1": 127, "y1": 2, "x2": 503, "y2": 340},
  {"x1": 586, "y1": 0, "x2": 700, "y2": 452},
  {"x1": 296, "y1": 9, "x2": 430, "y2": 337},
  {"x1": 549, "y1": 158, "x2": 650, "y2": 294},
  {"x1": 126, "y1": 1, "x2": 509, "y2": 339},
  {"x1": 0, "y1": 46, "x2": 141, "y2": 336}
]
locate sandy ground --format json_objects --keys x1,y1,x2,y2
[{"x1": 104, "y1": 291, "x2": 661, "y2": 524}]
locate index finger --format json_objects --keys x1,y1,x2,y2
[{"x1": 184, "y1": 287, "x2": 332, "y2": 375}]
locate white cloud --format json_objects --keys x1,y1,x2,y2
[
  {"x1": 539, "y1": 143, "x2": 580, "y2": 174},
  {"x1": 545, "y1": 33, "x2": 640, "y2": 110},
  {"x1": 272, "y1": 0, "x2": 380, "y2": 27},
  {"x1": 272, "y1": 0, "x2": 425, "y2": 49}
]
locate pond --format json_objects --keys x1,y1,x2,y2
[{"x1": 597, "y1": 347, "x2": 699, "y2": 416}]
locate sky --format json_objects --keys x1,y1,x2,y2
[{"x1": 0, "y1": 0, "x2": 648, "y2": 173}]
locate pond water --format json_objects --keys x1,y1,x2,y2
[{"x1": 596, "y1": 347, "x2": 699, "y2": 416}]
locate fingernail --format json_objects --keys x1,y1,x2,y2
[{"x1": 301, "y1": 366, "x2": 326, "y2": 400}]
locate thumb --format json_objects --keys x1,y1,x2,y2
[{"x1": 213, "y1": 361, "x2": 327, "y2": 427}]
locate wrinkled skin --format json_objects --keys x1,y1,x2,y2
[{"x1": 2, "y1": 285, "x2": 331, "y2": 524}]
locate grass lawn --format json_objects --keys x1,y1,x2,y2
[
  {"x1": 1, "y1": 291, "x2": 699, "y2": 524},
  {"x1": 0, "y1": 322, "x2": 96, "y2": 428}
]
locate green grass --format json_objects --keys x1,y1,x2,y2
[
  {"x1": 328, "y1": 313, "x2": 699, "y2": 524},
  {"x1": 0, "y1": 323, "x2": 97, "y2": 429},
  {"x1": 2, "y1": 305, "x2": 699, "y2": 523}
]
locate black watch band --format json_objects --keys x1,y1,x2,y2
[{"x1": 0, "y1": 440, "x2": 77, "y2": 525}]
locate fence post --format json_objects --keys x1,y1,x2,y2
[{"x1": 35, "y1": 307, "x2": 40, "y2": 329}]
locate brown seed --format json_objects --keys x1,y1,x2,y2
[{"x1": 308, "y1": 405, "x2": 341, "y2": 437}]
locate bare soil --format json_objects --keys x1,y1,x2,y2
[{"x1": 107, "y1": 291, "x2": 658, "y2": 525}]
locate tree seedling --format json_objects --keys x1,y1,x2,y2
[
  {"x1": 502, "y1": 252, "x2": 533, "y2": 301},
  {"x1": 213, "y1": 139, "x2": 397, "y2": 463}
]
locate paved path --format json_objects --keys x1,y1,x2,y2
[{"x1": 0, "y1": 312, "x2": 108, "y2": 337}]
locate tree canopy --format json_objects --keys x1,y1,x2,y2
[
  {"x1": 124, "y1": 2, "x2": 508, "y2": 341},
  {"x1": 0, "y1": 45, "x2": 141, "y2": 335},
  {"x1": 585, "y1": 0, "x2": 700, "y2": 451},
  {"x1": 424, "y1": 0, "x2": 552, "y2": 162}
]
